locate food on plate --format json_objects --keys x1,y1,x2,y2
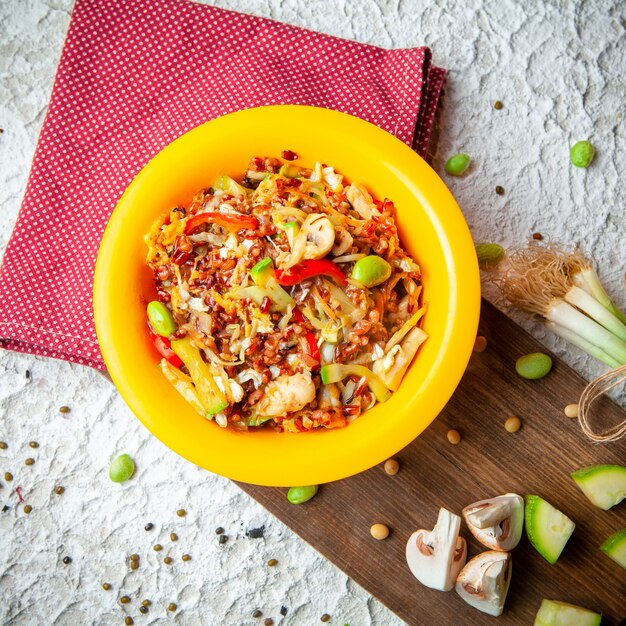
[
  {"x1": 515, "y1": 352, "x2": 553, "y2": 380},
  {"x1": 455, "y1": 551, "x2": 512, "y2": 617},
  {"x1": 533, "y1": 599, "x2": 601, "y2": 626},
  {"x1": 144, "y1": 156, "x2": 427, "y2": 431},
  {"x1": 599, "y1": 528, "x2": 626, "y2": 569},
  {"x1": 405, "y1": 508, "x2": 467, "y2": 591},
  {"x1": 287, "y1": 485, "x2": 318, "y2": 504},
  {"x1": 570, "y1": 464, "x2": 626, "y2": 510},
  {"x1": 524, "y1": 495, "x2": 575, "y2": 564},
  {"x1": 462, "y1": 493, "x2": 524, "y2": 551}
]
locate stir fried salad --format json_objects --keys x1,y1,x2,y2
[{"x1": 144, "y1": 155, "x2": 427, "y2": 432}]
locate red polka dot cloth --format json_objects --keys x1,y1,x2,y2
[{"x1": 0, "y1": 0, "x2": 445, "y2": 371}]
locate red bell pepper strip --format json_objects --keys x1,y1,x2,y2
[
  {"x1": 148, "y1": 326, "x2": 182, "y2": 367},
  {"x1": 292, "y1": 308, "x2": 320, "y2": 366},
  {"x1": 185, "y1": 212, "x2": 258, "y2": 234},
  {"x1": 275, "y1": 259, "x2": 347, "y2": 287}
]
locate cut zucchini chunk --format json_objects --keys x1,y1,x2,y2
[
  {"x1": 525, "y1": 495, "x2": 575, "y2": 564},
  {"x1": 600, "y1": 528, "x2": 626, "y2": 569},
  {"x1": 533, "y1": 599, "x2": 601, "y2": 626},
  {"x1": 571, "y1": 464, "x2": 626, "y2": 510}
]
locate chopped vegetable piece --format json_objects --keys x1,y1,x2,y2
[
  {"x1": 147, "y1": 301, "x2": 177, "y2": 336},
  {"x1": 250, "y1": 257, "x2": 294, "y2": 311},
  {"x1": 276, "y1": 259, "x2": 347, "y2": 287},
  {"x1": 599, "y1": 528, "x2": 626, "y2": 569},
  {"x1": 170, "y1": 337, "x2": 229, "y2": 416},
  {"x1": 212, "y1": 174, "x2": 253, "y2": 197},
  {"x1": 462, "y1": 493, "x2": 524, "y2": 551},
  {"x1": 570, "y1": 141, "x2": 595, "y2": 168},
  {"x1": 444, "y1": 153, "x2": 471, "y2": 176},
  {"x1": 534, "y1": 599, "x2": 601, "y2": 626},
  {"x1": 515, "y1": 353, "x2": 553, "y2": 379},
  {"x1": 159, "y1": 359, "x2": 206, "y2": 416},
  {"x1": 570, "y1": 464, "x2": 626, "y2": 510},
  {"x1": 250, "y1": 257, "x2": 273, "y2": 284},
  {"x1": 320, "y1": 363, "x2": 391, "y2": 403},
  {"x1": 525, "y1": 495, "x2": 575, "y2": 564},
  {"x1": 374, "y1": 327, "x2": 428, "y2": 391},
  {"x1": 287, "y1": 485, "x2": 318, "y2": 504},
  {"x1": 149, "y1": 328, "x2": 183, "y2": 367},
  {"x1": 185, "y1": 211, "x2": 258, "y2": 234},
  {"x1": 351, "y1": 255, "x2": 392, "y2": 287},
  {"x1": 109, "y1": 454, "x2": 135, "y2": 483}
]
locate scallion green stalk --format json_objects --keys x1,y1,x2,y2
[{"x1": 573, "y1": 267, "x2": 626, "y2": 325}]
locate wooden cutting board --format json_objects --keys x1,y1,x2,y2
[{"x1": 239, "y1": 300, "x2": 626, "y2": 625}]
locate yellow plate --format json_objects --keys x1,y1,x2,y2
[{"x1": 94, "y1": 105, "x2": 480, "y2": 486}]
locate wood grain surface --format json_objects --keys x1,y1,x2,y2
[{"x1": 239, "y1": 300, "x2": 626, "y2": 625}]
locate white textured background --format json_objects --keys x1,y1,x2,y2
[{"x1": 0, "y1": 1, "x2": 624, "y2": 625}]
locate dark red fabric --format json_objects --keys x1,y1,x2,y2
[{"x1": 0, "y1": 0, "x2": 445, "y2": 370}]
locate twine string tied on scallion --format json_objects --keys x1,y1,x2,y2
[{"x1": 578, "y1": 364, "x2": 626, "y2": 443}]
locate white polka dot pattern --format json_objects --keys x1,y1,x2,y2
[{"x1": 0, "y1": 0, "x2": 445, "y2": 371}]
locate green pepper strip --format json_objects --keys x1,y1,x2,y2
[{"x1": 320, "y1": 363, "x2": 391, "y2": 403}]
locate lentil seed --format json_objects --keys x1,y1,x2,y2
[
  {"x1": 125, "y1": 618, "x2": 134, "y2": 626},
  {"x1": 176, "y1": 509, "x2": 186, "y2": 517},
  {"x1": 163, "y1": 556, "x2": 173, "y2": 565},
  {"x1": 267, "y1": 558, "x2": 278, "y2": 567},
  {"x1": 215, "y1": 527, "x2": 224, "y2": 535},
  {"x1": 25, "y1": 370, "x2": 31, "y2": 380},
  {"x1": 130, "y1": 553, "x2": 139, "y2": 561},
  {"x1": 167, "y1": 603, "x2": 177, "y2": 612},
  {"x1": 494, "y1": 100, "x2": 503, "y2": 110},
  {"x1": 59, "y1": 406, "x2": 71, "y2": 414},
  {"x1": 181, "y1": 554, "x2": 191, "y2": 562},
  {"x1": 532, "y1": 232, "x2": 544, "y2": 240},
  {"x1": 264, "y1": 619, "x2": 274, "y2": 626},
  {"x1": 0, "y1": 442, "x2": 7, "y2": 450},
  {"x1": 473, "y1": 335, "x2": 488, "y2": 353},
  {"x1": 153, "y1": 544, "x2": 162, "y2": 552},
  {"x1": 120, "y1": 595, "x2": 130, "y2": 604},
  {"x1": 504, "y1": 416, "x2": 522, "y2": 433},
  {"x1": 564, "y1": 403, "x2": 579, "y2": 418},
  {"x1": 170, "y1": 532, "x2": 178, "y2": 541},
  {"x1": 139, "y1": 606, "x2": 148, "y2": 614},
  {"x1": 54, "y1": 486, "x2": 65, "y2": 495},
  {"x1": 383, "y1": 458, "x2": 400, "y2": 475},
  {"x1": 130, "y1": 561, "x2": 139, "y2": 570},
  {"x1": 141, "y1": 600, "x2": 151, "y2": 607},
  {"x1": 25, "y1": 458, "x2": 34, "y2": 466},
  {"x1": 63, "y1": 556, "x2": 72, "y2": 565},
  {"x1": 252, "y1": 609, "x2": 262, "y2": 618},
  {"x1": 102, "y1": 582, "x2": 111, "y2": 590},
  {"x1": 28, "y1": 441, "x2": 39, "y2": 449},
  {"x1": 495, "y1": 185, "x2": 505, "y2": 195},
  {"x1": 321, "y1": 614, "x2": 331, "y2": 623},
  {"x1": 447, "y1": 429, "x2": 462, "y2": 445},
  {"x1": 370, "y1": 523, "x2": 390, "y2": 540},
  {"x1": 23, "y1": 505, "x2": 32, "y2": 514},
  {"x1": 280, "y1": 606, "x2": 288, "y2": 616},
  {"x1": 218, "y1": 534, "x2": 228, "y2": 544},
  {"x1": 4, "y1": 472, "x2": 13, "y2": 481},
  {"x1": 144, "y1": 523, "x2": 153, "y2": 531}
]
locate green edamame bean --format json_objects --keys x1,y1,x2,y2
[
  {"x1": 444, "y1": 153, "x2": 471, "y2": 176},
  {"x1": 351, "y1": 256, "x2": 392, "y2": 288},
  {"x1": 475, "y1": 243, "x2": 505, "y2": 270},
  {"x1": 109, "y1": 453, "x2": 135, "y2": 483},
  {"x1": 515, "y1": 353, "x2": 552, "y2": 380},
  {"x1": 287, "y1": 485, "x2": 318, "y2": 504},
  {"x1": 147, "y1": 301, "x2": 177, "y2": 336},
  {"x1": 570, "y1": 140, "x2": 595, "y2": 168}
]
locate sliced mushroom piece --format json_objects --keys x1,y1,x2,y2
[
  {"x1": 301, "y1": 213, "x2": 335, "y2": 260},
  {"x1": 405, "y1": 508, "x2": 467, "y2": 591},
  {"x1": 373, "y1": 326, "x2": 428, "y2": 391},
  {"x1": 455, "y1": 551, "x2": 512, "y2": 617},
  {"x1": 462, "y1": 493, "x2": 524, "y2": 551}
]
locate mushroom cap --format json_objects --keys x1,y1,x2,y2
[
  {"x1": 462, "y1": 494, "x2": 524, "y2": 551},
  {"x1": 455, "y1": 551, "x2": 512, "y2": 617}
]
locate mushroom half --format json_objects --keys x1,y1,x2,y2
[
  {"x1": 462, "y1": 493, "x2": 524, "y2": 551},
  {"x1": 455, "y1": 551, "x2": 512, "y2": 616},
  {"x1": 405, "y1": 508, "x2": 467, "y2": 591}
]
